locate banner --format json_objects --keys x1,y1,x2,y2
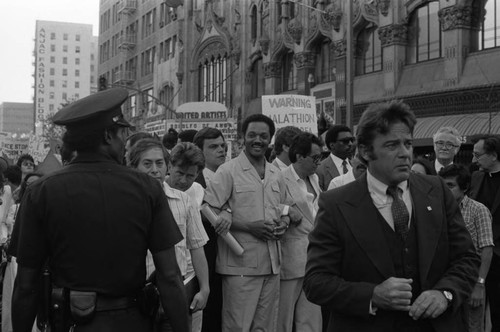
[{"x1": 261, "y1": 95, "x2": 317, "y2": 135}]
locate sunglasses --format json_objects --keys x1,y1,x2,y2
[
  {"x1": 308, "y1": 154, "x2": 323, "y2": 164},
  {"x1": 337, "y1": 138, "x2": 355, "y2": 144}
]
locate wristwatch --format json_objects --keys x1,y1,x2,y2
[
  {"x1": 442, "y1": 290, "x2": 453, "y2": 305},
  {"x1": 477, "y1": 277, "x2": 486, "y2": 285}
]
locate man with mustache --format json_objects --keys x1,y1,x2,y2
[
  {"x1": 204, "y1": 114, "x2": 290, "y2": 332},
  {"x1": 304, "y1": 101, "x2": 479, "y2": 332}
]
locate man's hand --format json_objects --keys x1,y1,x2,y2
[
  {"x1": 289, "y1": 205, "x2": 303, "y2": 226},
  {"x1": 372, "y1": 277, "x2": 413, "y2": 311},
  {"x1": 214, "y1": 210, "x2": 232, "y2": 235},
  {"x1": 273, "y1": 216, "x2": 290, "y2": 238},
  {"x1": 190, "y1": 288, "x2": 209, "y2": 313},
  {"x1": 247, "y1": 219, "x2": 278, "y2": 241},
  {"x1": 409, "y1": 290, "x2": 448, "y2": 320},
  {"x1": 469, "y1": 284, "x2": 484, "y2": 308}
]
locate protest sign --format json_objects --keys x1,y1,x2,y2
[{"x1": 261, "y1": 95, "x2": 317, "y2": 135}]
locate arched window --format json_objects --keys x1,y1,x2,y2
[
  {"x1": 281, "y1": 50, "x2": 296, "y2": 92},
  {"x1": 251, "y1": 5, "x2": 258, "y2": 41},
  {"x1": 198, "y1": 54, "x2": 228, "y2": 104},
  {"x1": 471, "y1": 0, "x2": 500, "y2": 51},
  {"x1": 315, "y1": 39, "x2": 335, "y2": 83},
  {"x1": 277, "y1": 0, "x2": 282, "y2": 24},
  {"x1": 356, "y1": 23, "x2": 382, "y2": 75},
  {"x1": 406, "y1": 1, "x2": 443, "y2": 64},
  {"x1": 250, "y1": 58, "x2": 265, "y2": 99}
]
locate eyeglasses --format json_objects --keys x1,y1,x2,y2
[
  {"x1": 308, "y1": 154, "x2": 323, "y2": 164},
  {"x1": 472, "y1": 152, "x2": 487, "y2": 160},
  {"x1": 337, "y1": 137, "x2": 355, "y2": 144},
  {"x1": 435, "y1": 141, "x2": 459, "y2": 149}
]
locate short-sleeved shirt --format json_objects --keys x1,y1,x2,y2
[
  {"x1": 10, "y1": 152, "x2": 182, "y2": 296},
  {"x1": 459, "y1": 195, "x2": 494, "y2": 253},
  {"x1": 146, "y1": 182, "x2": 208, "y2": 278}
]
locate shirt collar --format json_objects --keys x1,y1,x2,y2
[
  {"x1": 435, "y1": 159, "x2": 451, "y2": 173},
  {"x1": 163, "y1": 181, "x2": 183, "y2": 200},
  {"x1": 330, "y1": 153, "x2": 349, "y2": 171},
  {"x1": 367, "y1": 170, "x2": 408, "y2": 203}
]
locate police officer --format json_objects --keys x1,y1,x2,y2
[{"x1": 10, "y1": 88, "x2": 189, "y2": 332}]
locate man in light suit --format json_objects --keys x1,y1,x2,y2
[
  {"x1": 316, "y1": 125, "x2": 354, "y2": 191},
  {"x1": 469, "y1": 134, "x2": 500, "y2": 332},
  {"x1": 272, "y1": 126, "x2": 302, "y2": 170},
  {"x1": 278, "y1": 132, "x2": 323, "y2": 332},
  {"x1": 304, "y1": 101, "x2": 480, "y2": 332}
]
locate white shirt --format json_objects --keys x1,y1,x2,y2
[
  {"x1": 203, "y1": 168, "x2": 216, "y2": 187},
  {"x1": 185, "y1": 181, "x2": 205, "y2": 209},
  {"x1": 290, "y1": 165, "x2": 320, "y2": 215},
  {"x1": 330, "y1": 153, "x2": 352, "y2": 175},
  {"x1": 327, "y1": 170, "x2": 355, "y2": 190},
  {"x1": 366, "y1": 171, "x2": 413, "y2": 230}
]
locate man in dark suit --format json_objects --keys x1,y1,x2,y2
[
  {"x1": 304, "y1": 101, "x2": 480, "y2": 332},
  {"x1": 315, "y1": 125, "x2": 354, "y2": 191},
  {"x1": 469, "y1": 135, "x2": 500, "y2": 332},
  {"x1": 193, "y1": 127, "x2": 227, "y2": 332}
]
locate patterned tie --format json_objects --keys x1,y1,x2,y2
[
  {"x1": 386, "y1": 186, "x2": 409, "y2": 241},
  {"x1": 342, "y1": 160, "x2": 349, "y2": 174}
]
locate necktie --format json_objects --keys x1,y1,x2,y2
[
  {"x1": 386, "y1": 186, "x2": 409, "y2": 241},
  {"x1": 342, "y1": 160, "x2": 349, "y2": 174}
]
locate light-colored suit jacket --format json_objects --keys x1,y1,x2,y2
[
  {"x1": 281, "y1": 166, "x2": 321, "y2": 280},
  {"x1": 316, "y1": 155, "x2": 340, "y2": 191}
]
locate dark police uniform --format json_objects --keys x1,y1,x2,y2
[{"x1": 10, "y1": 88, "x2": 184, "y2": 332}]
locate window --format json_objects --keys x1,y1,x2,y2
[
  {"x1": 472, "y1": 0, "x2": 500, "y2": 51},
  {"x1": 91, "y1": 64, "x2": 94, "y2": 71},
  {"x1": 76, "y1": 34, "x2": 80, "y2": 41},
  {"x1": 76, "y1": 58, "x2": 80, "y2": 65},
  {"x1": 250, "y1": 58, "x2": 264, "y2": 99},
  {"x1": 50, "y1": 80, "x2": 55, "y2": 87},
  {"x1": 51, "y1": 44, "x2": 56, "y2": 52},
  {"x1": 49, "y1": 104, "x2": 54, "y2": 111},
  {"x1": 63, "y1": 45, "x2": 68, "y2": 52},
  {"x1": 76, "y1": 46, "x2": 81, "y2": 53},
  {"x1": 142, "y1": 9, "x2": 155, "y2": 38},
  {"x1": 50, "y1": 56, "x2": 55, "y2": 63},
  {"x1": 130, "y1": 95, "x2": 137, "y2": 117},
  {"x1": 277, "y1": 1, "x2": 282, "y2": 24},
  {"x1": 315, "y1": 39, "x2": 335, "y2": 83},
  {"x1": 75, "y1": 69, "x2": 80, "y2": 77},
  {"x1": 51, "y1": 32, "x2": 56, "y2": 40},
  {"x1": 50, "y1": 68, "x2": 55, "y2": 75},
  {"x1": 407, "y1": 1, "x2": 443, "y2": 63},
  {"x1": 63, "y1": 68, "x2": 68, "y2": 76},
  {"x1": 75, "y1": 93, "x2": 80, "y2": 99},
  {"x1": 144, "y1": 88, "x2": 154, "y2": 115},
  {"x1": 281, "y1": 50, "x2": 296, "y2": 92},
  {"x1": 356, "y1": 24, "x2": 382, "y2": 74},
  {"x1": 50, "y1": 92, "x2": 55, "y2": 99},
  {"x1": 198, "y1": 53, "x2": 228, "y2": 104},
  {"x1": 62, "y1": 92, "x2": 67, "y2": 100},
  {"x1": 141, "y1": 47, "x2": 156, "y2": 76},
  {"x1": 63, "y1": 57, "x2": 68, "y2": 64},
  {"x1": 62, "y1": 80, "x2": 67, "y2": 88},
  {"x1": 63, "y1": 33, "x2": 68, "y2": 40},
  {"x1": 75, "y1": 81, "x2": 80, "y2": 88},
  {"x1": 251, "y1": 5, "x2": 258, "y2": 40}
]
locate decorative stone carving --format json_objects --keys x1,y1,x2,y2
[
  {"x1": 333, "y1": 39, "x2": 347, "y2": 57},
  {"x1": 321, "y1": 4, "x2": 343, "y2": 32},
  {"x1": 378, "y1": 24, "x2": 408, "y2": 47},
  {"x1": 264, "y1": 61, "x2": 282, "y2": 78},
  {"x1": 259, "y1": 35, "x2": 270, "y2": 55},
  {"x1": 377, "y1": 0, "x2": 391, "y2": 16},
  {"x1": 212, "y1": 10, "x2": 225, "y2": 27},
  {"x1": 286, "y1": 18, "x2": 303, "y2": 45},
  {"x1": 294, "y1": 52, "x2": 316, "y2": 69},
  {"x1": 438, "y1": 5, "x2": 473, "y2": 31}
]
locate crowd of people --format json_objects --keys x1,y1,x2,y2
[{"x1": 0, "y1": 88, "x2": 498, "y2": 332}]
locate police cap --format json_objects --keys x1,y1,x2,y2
[{"x1": 52, "y1": 88, "x2": 131, "y2": 131}]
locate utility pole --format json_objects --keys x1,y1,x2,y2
[{"x1": 345, "y1": 0, "x2": 354, "y2": 129}]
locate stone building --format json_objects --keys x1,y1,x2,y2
[{"x1": 98, "y1": 0, "x2": 500, "y2": 155}]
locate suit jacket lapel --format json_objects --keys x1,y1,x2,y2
[
  {"x1": 341, "y1": 175, "x2": 395, "y2": 279},
  {"x1": 326, "y1": 157, "x2": 340, "y2": 179},
  {"x1": 409, "y1": 175, "x2": 442, "y2": 284}
]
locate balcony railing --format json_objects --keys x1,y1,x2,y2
[
  {"x1": 118, "y1": 0, "x2": 137, "y2": 14},
  {"x1": 118, "y1": 34, "x2": 137, "y2": 50},
  {"x1": 113, "y1": 70, "x2": 135, "y2": 85}
]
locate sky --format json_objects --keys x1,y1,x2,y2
[{"x1": 0, "y1": 1, "x2": 100, "y2": 104}]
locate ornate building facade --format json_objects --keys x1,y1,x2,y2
[{"x1": 98, "y1": 0, "x2": 500, "y2": 147}]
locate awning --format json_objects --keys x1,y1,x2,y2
[{"x1": 413, "y1": 112, "x2": 500, "y2": 146}]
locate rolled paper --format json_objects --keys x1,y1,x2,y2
[{"x1": 201, "y1": 204, "x2": 244, "y2": 256}]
